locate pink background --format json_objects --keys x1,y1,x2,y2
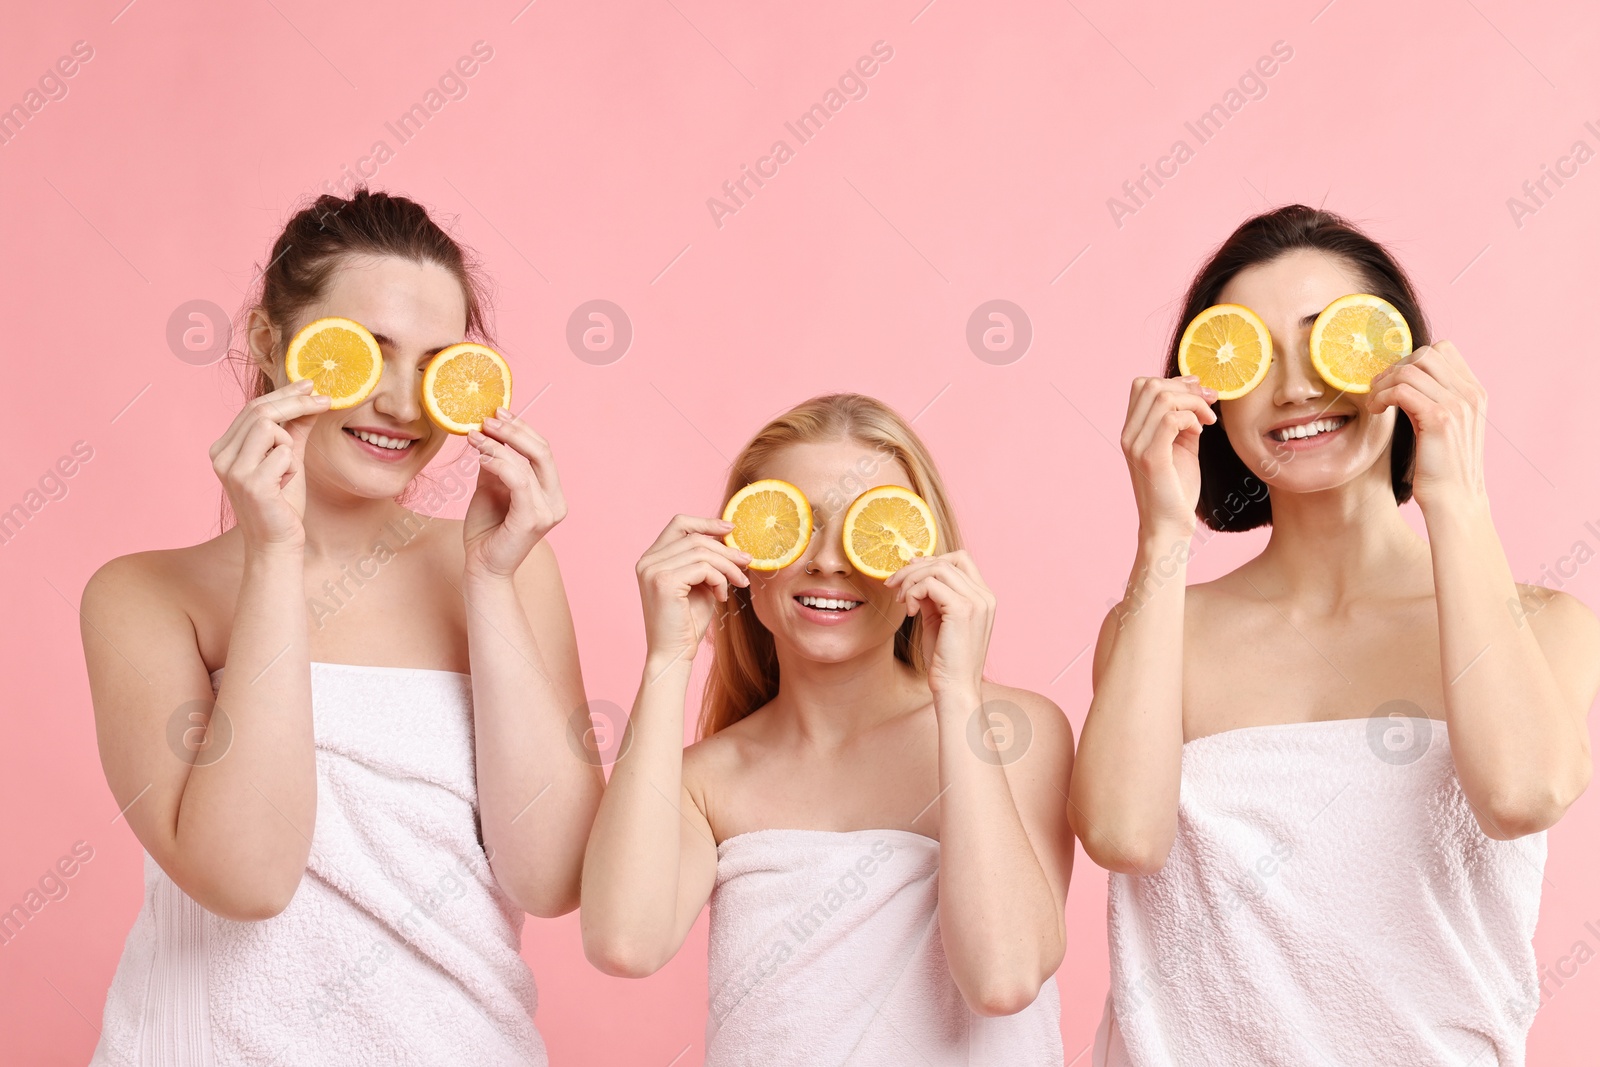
[{"x1": 4, "y1": 0, "x2": 1599, "y2": 1062}]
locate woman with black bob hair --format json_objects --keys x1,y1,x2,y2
[{"x1": 1070, "y1": 204, "x2": 1598, "y2": 1066}]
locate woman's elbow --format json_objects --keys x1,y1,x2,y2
[
  {"x1": 961, "y1": 973, "x2": 1050, "y2": 1018},
  {"x1": 195, "y1": 872, "x2": 303, "y2": 922},
  {"x1": 1076, "y1": 826, "x2": 1171, "y2": 876},
  {"x1": 503, "y1": 876, "x2": 581, "y2": 919},
  {"x1": 1475, "y1": 775, "x2": 1588, "y2": 840},
  {"x1": 581, "y1": 927, "x2": 668, "y2": 979}
]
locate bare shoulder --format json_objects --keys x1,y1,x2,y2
[
  {"x1": 80, "y1": 538, "x2": 229, "y2": 706},
  {"x1": 1514, "y1": 582, "x2": 1599, "y2": 636},
  {"x1": 976, "y1": 679, "x2": 1074, "y2": 770},
  {"x1": 1090, "y1": 570, "x2": 1233, "y2": 686},
  {"x1": 423, "y1": 512, "x2": 566, "y2": 593},
  {"x1": 1184, "y1": 570, "x2": 1250, "y2": 614},
  {"x1": 515, "y1": 535, "x2": 564, "y2": 588},
  {"x1": 682, "y1": 704, "x2": 771, "y2": 829},
  {"x1": 1516, "y1": 584, "x2": 1600, "y2": 701},
  {"x1": 82, "y1": 535, "x2": 231, "y2": 626}
]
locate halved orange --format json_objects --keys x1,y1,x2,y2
[
  {"x1": 1177, "y1": 304, "x2": 1273, "y2": 400},
  {"x1": 423, "y1": 343, "x2": 513, "y2": 434},
  {"x1": 1309, "y1": 294, "x2": 1412, "y2": 394},
  {"x1": 722, "y1": 479, "x2": 812, "y2": 571},
  {"x1": 284, "y1": 317, "x2": 383, "y2": 409},
  {"x1": 843, "y1": 485, "x2": 938, "y2": 580}
]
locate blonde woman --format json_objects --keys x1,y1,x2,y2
[{"x1": 581, "y1": 393, "x2": 1074, "y2": 1065}]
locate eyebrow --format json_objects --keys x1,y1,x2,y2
[
  {"x1": 1298, "y1": 312, "x2": 1319, "y2": 328},
  {"x1": 369, "y1": 332, "x2": 455, "y2": 357}
]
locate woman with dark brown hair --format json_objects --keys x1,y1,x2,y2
[
  {"x1": 82, "y1": 189, "x2": 600, "y2": 1064},
  {"x1": 1070, "y1": 204, "x2": 1599, "y2": 1065}
]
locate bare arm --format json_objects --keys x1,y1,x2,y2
[
  {"x1": 580, "y1": 514, "x2": 748, "y2": 977},
  {"x1": 459, "y1": 412, "x2": 603, "y2": 916},
  {"x1": 934, "y1": 681, "x2": 1075, "y2": 1016},
  {"x1": 1067, "y1": 375, "x2": 1216, "y2": 875},
  {"x1": 886, "y1": 551, "x2": 1074, "y2": 1016},
  {"x1": 1372, "y1": 343, "x2": 1597, "y2": 838},
  {"x1": 467, "y1": 542, "x2": 603, "y2": 917},
  {"x1": 85, "y1": 381, "x2": 329, "y2": 920}
]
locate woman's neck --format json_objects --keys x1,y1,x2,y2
[
  {"x1": 765, "y1": 637, "x2": 926, "y2": 749},
  {"x1": 1252, "y1": 465, "x2": 1431, "y2": 608},
  {"x1": 298, "y1": 486, "x2": 418, "y2": 565}
]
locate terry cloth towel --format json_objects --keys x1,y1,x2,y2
[
  {"x1": 1094, "y1": 717, "x2": 1546, "y2": 1067},
  {"x1": 90, "y1": 661, "x2": 546, "y2": 1067},
  {"x1": 704, "y1": 827, "x2": 1063, "y2": 1066}
]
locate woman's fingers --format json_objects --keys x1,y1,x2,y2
[
  {"x1": 216, "y1": 416, "x2": 295, "y2": 484},
  {"x1": 1366, "y1": 381, "x2": 1432, "y2": 425},
  {"x1": 644, "y1": 513, "x2": 738, "y2": 557},
  {"x1": 1123, "y1": 378, "x2": 1214, "y2": 458},
  {"x1": 889, "y1": 553, "x2": 994, "y2": 623},
  {"x1": 1432, "y1": 340, "x2": 1485, "y2": 396},
  {"x1": 1122, "y1": 376, "x2": 1171, "y2": 446},
  {"x1": 212, "y1": 383, "x2": 327, "y2": 471},
  {"x1": 899, "y1": 573, "x2": 966, "y2": 620},
  {"x1": 886, "y1": 551, "x2": 988, "y2": 599},
  {"x1": 253, "y1": 437, "x2": 298, "y2": 490},
  {"x1": 1130, "y1": 394, "x2": 1210, "y2": 462},
  {"x1": 480, "y1": 408, "x2": 562, "y2": 488},
  {"x1": 653, "y1": 541, "x2": 751, "y2": 590},
  {"x1": 647, "y1": 555, "x2": 735, "y2": 603}
]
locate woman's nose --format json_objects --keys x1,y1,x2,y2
[
  {"x1": 371, "y1": 359, "x2": 423, "y2": 423},
  {"x1": 804, "y1": 519, "x2": 853, "y2": 575},
  {"x1": 1272, "y1": 338, "x2": 1325, "y2": 405}
]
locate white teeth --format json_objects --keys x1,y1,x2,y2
[
  {"x1": 797, "y1": 595, "x2": 862, "y2": 611},
  {"x1": 1272, "y1": 416, "x2": 1348, "y2": 442},
  {"x1": 349, "y1": 429, "x2": 413, "y2": 450}
]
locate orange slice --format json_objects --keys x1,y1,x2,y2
[
  {"x1": 1309, "y1": 294, "x2": 1412, "y2": 394},
  {"x1": 722, "y1": 479, "x2": 812, "y2": 571},
  {"x1": 1177, "y1": 304, "x2": 1273, "y2": 400},
  {"x1": 843, "y1": 485, "x2": 938, "y2": 580},
  {"x1": 284, "y1": 317, "x2": 383, "y2": 409},
  {"x1": 423, "y1": 343, "x2": 513, "y2": 434}
]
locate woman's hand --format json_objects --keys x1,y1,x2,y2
[
  {"x1": 1120, "y1": 376, "x2": 1216, "y2": 537},
  {"x1": 463, "y1": 407, "x2": 568, "y2": 582},
  {"x1": 885, "y1": 550, "x2": 995, "y2": 699},
  {"x1": 636, "y1": 515, "x2": 751, "y2": 668},
  {"x1": 1366, "y1": 341, "x2": 1488, "y2": 514},
  {"x1": 209, "y1": 378, "x2": 328, "y2": 552}
]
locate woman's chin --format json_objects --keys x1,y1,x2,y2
[
  {"x1": 781, "y1": 630, "x2": 882, "y2": 665},
  {"x1": 1252, "y1": 462, "x2": 1381, "y2": 499},
  {"x1": 308, "y1": 464, "x2": 421, "y2": 501}
]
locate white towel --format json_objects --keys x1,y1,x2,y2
[
  {"x1": 91, "y1": 662, "x2": 546, "y2": 1066},
  {"x1": 1095, "y1": 717, "x2": 1546, "y2": 1067},
  {"x1": 705, "y1": 827, "x2": 1062, "y2": 1066}
]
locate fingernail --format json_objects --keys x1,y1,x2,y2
[
  {"x1": 483, "y1": 416, "x2": 501, "y2": 428},
  {"x1": 496, "y1": 407, "x2": 511, "y2": 418}
]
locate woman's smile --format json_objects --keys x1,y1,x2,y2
[
  {"x1": 1263, "y1": 411, "x2": 1354, "y2": 451},
  {"x1": 792, "y1": 588, "x2": 868, "y2": 624},
  {"x1": 343, "y1": 424, "x2": 421, "y2": 463}
]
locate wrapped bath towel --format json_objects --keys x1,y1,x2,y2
[
  {"x1": 1094, "y1": 717, "x2": 1546, "y2": 1067},
  {"x1": 705, "y1": 827, "x2": 1062, "y2": 1065},
  {"x1": 91, "y1": 661, "x2": 545, "y2": 1066}
]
